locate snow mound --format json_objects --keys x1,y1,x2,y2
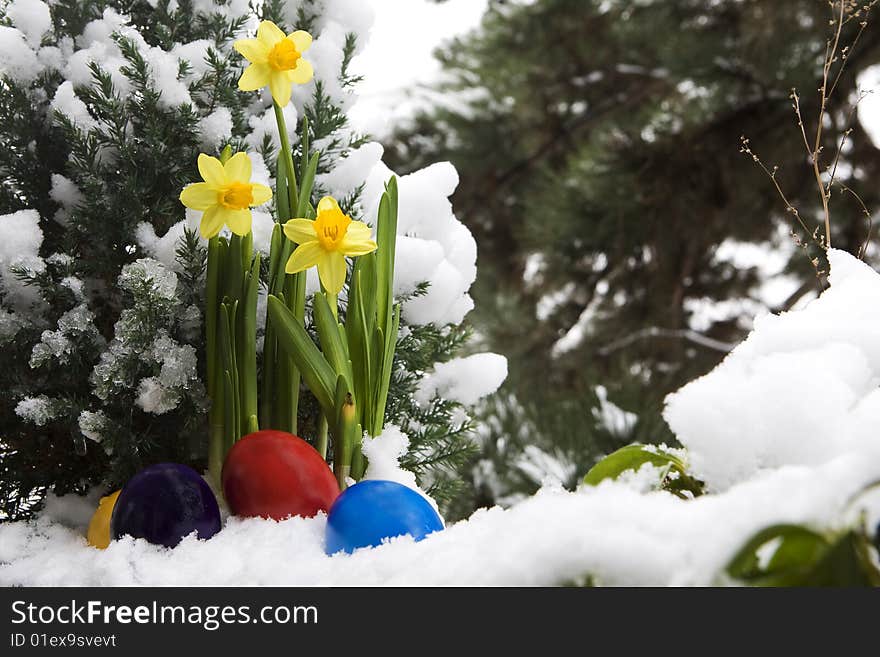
[
  {"x1": 416, "y1": 353, "x2": 508, "y2": 406},
  {"x1": 3, "y1": 250, "x2": 880, "y2": 585},
  {"x1": 2, "y1": 447, "x2": 878, "y2": 586},
  {"x1": 665, "y1": 249, "x2": 880, "y2": 490}
]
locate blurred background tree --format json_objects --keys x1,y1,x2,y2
[{"x1": 387, "y1": 0, "x2": 880, "y2": 515}]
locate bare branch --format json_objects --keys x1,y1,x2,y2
[{"x1": 598, "y1": 327, "x2": 735, "y2": 357}]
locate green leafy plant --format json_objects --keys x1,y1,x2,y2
[
  {"x1": 725, "y1": 524, "x2": 880, "y2": 587},
  {"x1": 268, "y1": 179, "x2": 401, "y2": 488},
  {"x1": 583, "y1": 444, "x2": 704, "y2": 498}
]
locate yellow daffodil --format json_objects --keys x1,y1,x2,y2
[
  {"x1": 86, "y1": 490, "x2": 120, "y2": 549},
  {"x1": 234, "y1": 21, "x2": 314, "y2": 107},
  {"x1": 180, "y1": 152, "x2": 272, "y2": 239},
  {"x1": 283, "y1": 196, "x2": 377, "y2": 294}
]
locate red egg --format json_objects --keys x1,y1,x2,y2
[{"x1": 222, "y1": 430, "x2": 339, "y2": 520}]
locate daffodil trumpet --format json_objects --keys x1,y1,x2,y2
[{"x1": 283, "y1": 196, "x2": 379, "y2": 299}]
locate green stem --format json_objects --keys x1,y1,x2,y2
[
  {"x1": 239, "y1": 251, "x2": 260, "y2": 436},
  {"x1": 316, "y1": 414, "x2": 328, "y2": 460},
  {"x1": 290, "y1": 271, "x2": 306, "y2": 434},
  {"x1": 328, "y1": 291, "x2": 338, "y2": 321},
  {"x1": 334, "y1": 390, "x2": 358, "y2": 490},
  {"x1": 206, "y1": 237, "x2": 223, "y2": 485},
  {"x1": 273, "y1": 102, "x2": 299, "y2": 210}
]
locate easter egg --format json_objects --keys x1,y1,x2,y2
[
  {"x1": 222, "y1": 430, "x2": 339, "y2": 520},
  {"x1": 325, "y1": 480, "x2": 444, "y2": 555},
  {"x1": 111, "y1": 463, "x2": 221, "y2": 548},
  {"x1": 86, "y1": 490, "x2": 120, "y2": 549}
]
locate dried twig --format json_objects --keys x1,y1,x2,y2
[{"x1": 741, "y1": 0, "x2": 878, "y2": 267}]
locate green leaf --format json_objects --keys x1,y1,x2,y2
[
  {"x1": 240, "y1": 231, "x2": 253, "y2": 273},
  {"x1": 332, "y1": 374, "x2": 359, "y2": 489},
  {"x1": 223, "y1": 234, "x2": 243, "y2": 304},
  {"x1": 375, "y1": 177, "x2": 398, "y2": 332},
  {"x1": 267, "y1": 294, "x2": 336, "y2": 416},
  {"x1": 726, "y1": 524, "x2": 829, "y2": 585},
  {"x1": 204, "y1": 237, "x2": 222, "y2": 402},
  {"x1": 346, "y1": 254, "x2": 376, "y2": 433},
  {"x1": 238, "y1": 253, "x2": 260, "y2": 430},
  {"x1": 267, "y1": 222, "x2": 282, "y2": 293},
  {"x1": 295, "y1": 152, "x2": 319, "y2": 219},
  {"x1": 725, "y1": 525, "x2": 880, "y2": 587},
  {"x1": 373, "y1": 303, "x2": 400, "y2": 436},
  {"x1": 313, "y1": 291, "x2": 353, "y2": 385},
  {"x1": 584, "y1": 444, "x2": 685, "y2": 485},
  {"x1": 300, "y1": 116, "x2": 310, "y2": 183}
]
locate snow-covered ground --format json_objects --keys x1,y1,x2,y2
[{"x1": 3, "y1": 249, "x2": 879, "y2": 586}]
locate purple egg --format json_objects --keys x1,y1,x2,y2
[{"x1": 111, "y1": 463, "x2": 221, "y2": 548}]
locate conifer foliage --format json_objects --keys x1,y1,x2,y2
[
  {"x1": 390, "y1": 0, "x2": 880, "y2": 509},
  {"x1": 0, "y1": 0, "x2": 486, "y2": 519}
]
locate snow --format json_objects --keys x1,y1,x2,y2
[
  {"x1": 359, "y1": 161, "x2": 478, "y2": 326},
  {"x1": 2, "y1": 450, "x2": 877, "y2": 585},
  {"x1": 14, "y1": 395, "x2": 56, "y2": 426},
  {"x1": 78, "y1": 410, "x2": 109, "y2": 444},
  {"x1": 245, "y1": 104, "x2": 299, "y2": 152},
  {"x1": 7, "y1": 0, "x2": 52, "y2": 47},
  {"x1": 858, "y1": 65, "x2": 880, "y2": 149},
  {"x1": 29, "y1": 304, "x2": 98, "y2": 369},
  {"x1": 317, "y1": 143, "x2": 385, "y2": 199},
  {"x1": 415, "y1": 353, "x2": 508, "y2": 406},
  {"x1": 171, "y1": 39, "x2": 216, "y2": 82},
  {"x1": 66, "y1": 9, "x2": 194, "y2": 110},
  {"x1": 317, "y1": 147, "x2": 480, "y2": 326},
  {"x1": 49, "y1": 174, "x2": 84, "y2": 214},
  {"x1": 349, "y1": 0, "x2": 488, "y2": 136},
  {"x1": 593, "y1": 385, "x2": 637, "y2": 436},
  {"x1": 0, "y1": 26, "x2": 43, "y2": 83},
  {"x1": 198, "y1": 108, "x2": 234, "y2": 150},
  {"x1": 0, "y1": 209, "x2": 45, "y2": 311},
  {"x1": 361, "y1": 425, "x2": 440, "y2": 513},
  {"x1": 3, "y1": 250, "x2": 880, "y2": 585},
  {"x1": 665, "y1": 249, "x2": 880, "y2": 491},
  {"x1": 135, "y1": 334, "x2": 200, "y2": 415}
]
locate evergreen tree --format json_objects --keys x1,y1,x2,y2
[
  {"x1": 0, "y1": 0, "x2": 480, "y2": 520},
  {"x1": 389, "y1": 0, "x2": 880, "y2": 510}
]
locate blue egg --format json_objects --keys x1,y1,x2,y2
[
  {"x1": 325, "y1": 480, "x2": 444, "y2": 555},
  {"x1": 111, "y1": 463, "x2": 221, "y2": 548}
]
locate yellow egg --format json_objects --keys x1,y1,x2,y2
[{"x1": 86, "y1": 490, "x2": 121, "y2": 549}]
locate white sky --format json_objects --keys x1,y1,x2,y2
[{"x1": 348, "y1": 0, "x2": 488, "y2": 137}]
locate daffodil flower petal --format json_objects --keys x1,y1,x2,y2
[
  {"x1": 224, "y1": 208, "x2": 253, "y2": 236},
  {"x1": 251, "y1": 183, "x2": 272, "y2": 206},
  {"x1": 317, "y1": 196, "x2": 341, "y2": 214},
  {"x1": 342, "y1": 220, "x2": 373, "y2": 242},
  {"x1": 285, "y1": 241, "x2": 324, "y2": 274},
  {"x1": 224, "y1": 152, "x2": 252, "y2": 181},
  {"x1": 198, "y1": 154, "x2": 226, "y2": 186},
  {"x1": 289, "y1": 58, "x2": 313, "y2": 85},
  {"x1": 317, "y1": 251, "x2": 346, "y2": 295},
  {"x1": 233, "y1": 38, "x2": 269, "y2": 64},
  {"x1": 180, "y1": 182, "x2": 219, "y2": 211},
  {"x1": 257, "y1": 20, "x2": 286, "y2": 47},
  {"x1": 200, "y1": 206, "x2": 225, "y2": 239},
  {"x1": 283, "y1": 218, "x2": 317, "y2": 244},
  {"x1": 340, "y1": 222, "x2": 378, "y2": 256},
  {"x1": 269, "y1": 72, "x2": 293, "y2": 106},
  {"x1": 290, "y1": 30, "x2": 312, "y2": 52},
  {"x1": 238, "y1": 63, "x2": 271, "y2": 91}
]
